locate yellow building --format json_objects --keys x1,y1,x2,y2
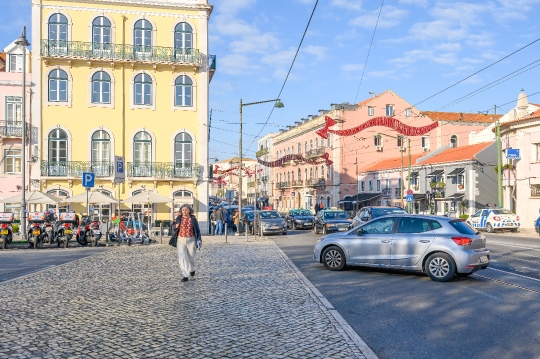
[{"x1": 30, "y1": 0, "x2": 215, "y2": 232}]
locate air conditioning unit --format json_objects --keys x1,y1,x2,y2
[
  {"x1": 376, "y1": 145, "x2": 383, "y2": 152},
  {"x1": 399, "y1": 147, "x2": 406, "y2": 152},
  {"x1": 422, "y1": 147, "x2": 429, "y2": 152}
]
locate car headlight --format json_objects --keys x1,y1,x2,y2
[
  {"x1": 295, "y1": 219, "x2": 303, "y2": 223},
  {"x1": 262, "y1": 223, "x2": 271, "y2": 228}
]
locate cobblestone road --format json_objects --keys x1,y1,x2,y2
[{"x1": 0, "y1": 237, "x2": 369, "y2": 359}]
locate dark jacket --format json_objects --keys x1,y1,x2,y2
[{"x1": 175, "y1": 214, "x2": 201, "y2": 241}]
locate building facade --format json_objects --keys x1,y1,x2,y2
[
  {"x1": 31, "y1": 0, "x2": 215, "y2": 231},
  {"x1": 357, "y1": 142, "x2": 498, "y2": 216},
  {"x1": 255, "y1": 132, "x2": 277, "y2": 206},
  {"x1": 0, "y1": 40, "x2": 34, "y2": 220},
  {"x1": 211, "y1": 157, "x2": 256, "y2": 204}
]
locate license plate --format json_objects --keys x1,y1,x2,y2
[
  {"x1": 338, "y1": 228, "x2": 348, "y2": 231},
  {"x1": 304, "y1": 222, "x2": 311, "y2": 226},
  {"x1": 64, "y1": 230, "x2": 72, "y2": 234},
  {"x1": 0, "y1": 230, "x2": 7, "y2": 235},
  {"x1": 33, "y1": 230, "x2": 40, "y2": 235},
  {"x1": 272, "y1": 226, "x2": 280, "y2": 230},
  {"x1": 479, "y1": 255, "x2": 488, "y2": 263},
  {"x1": 506, "y1": 223, "x2": 514, "y2": 226},
  {"x1": 93, "y1": 230, "x2": 101, "y2": 235}
]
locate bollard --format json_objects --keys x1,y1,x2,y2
[
  {"x1": 106, "y1": 220, "x2": 109, "y2": 242},
  {"x1": 224, "y1": 223, "x2": 228, "y2": 243},
  {"x1": 160, "y1": 222, "x2": 163, "y2": 244},
  {"x1": 245, "y1": 223, "x2": 248, "y2": 241}
]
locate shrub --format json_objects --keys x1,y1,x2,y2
[
  {"x1": 12, "y1": 224, "x2": 19, "y2": 233},
  {"x1": 459, "y1": 214, "x2": 469, "y2": 219}
]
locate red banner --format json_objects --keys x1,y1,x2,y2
[
  {"x1": 257, "y1": 152, "x2": 333, "y2": 168},
  {"x1": 316, "y1": 116, "x2": 439, "y2": 139}
]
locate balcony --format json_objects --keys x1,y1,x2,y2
[
  {"x1": 41, "y1": 161, "x2": 113, "y2": 177},
  {"x1": 306, "y1": 178, "x2": 325, "y2": 188},
  {"x1": 382, "y1": 188, "x2": 392, "y2": 198},
  {"x1": 292, "y1": 180, "x2": 304, "y2": 187},
  {"x1": 247, "y1": 180, "x2": 260, "y2": 188},
  {"x1": 256, "y1": 147, "x2": 269, "y2": 158},
  {"x1": 277, "y1": 182, "x2": 291, "y2": 190},
  {"x1": 40, "y1": 40, "x2": 214, "y2": 67},
  {"x1": 0, "y1": 121, "x2": 38, "y2": 141},
  {"x1": 127, "y1": 163, "x2": 200, "y2": 179},
  {"x1": 531, "y1": 185, "x2": 540, "y2": 197},
  {"x1": 305, "y1": 147, "x2": 326, "y2": 159}
]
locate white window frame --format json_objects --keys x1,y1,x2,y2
[
  {"x1": 131, "y1": 71, "x2": 156, "y2": 110},
  {"x1": 45, "y1": 67, "x2": 72, "y2": 107},
  {"x1": 377, "y1": 180, "x2": 381, "y2": 191},
  {"x1": 368, "y1": 106, "x2": 374, "y2": 116},
  {"x1": 88, "y1": 69, "x2": 115, "y2": 108},
  {"x1": 405, "y1": 108, "x2": 411, "y2": 117},
  {"x1": 422, "y1": 136, "x2": 430, "y2": 149},
  {"x1": 374, "y1": 135, "x2": 383, "y2": 147},
  {"x1": 386, "y1": 105, "x2": 394, "y2": 116},
  {"x1": 361, "y1": 181, "x2": 365, "y2": 192},
  {"x1": 8, "y1": 54, "x2": 23, "y2": 73},
  {"x1": 5, "y1": 96, "x2": 22, "y2": 125},
  {"x1": 172, "y1": 74, "x2": 196, "y2": 111},
  {"x1": 4, "y1": 149, "x2": 22, "y2": 174}
]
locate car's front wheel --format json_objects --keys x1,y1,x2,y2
[
  {"x1": 486, "y1": 223, "x2": 494, "y2": 233},
  {"x1": 425, "y1": 253, "x2": 456, "y2": 282},
  {"x1": 322, "y1": 246, "x2": 346, "y2": 271}
]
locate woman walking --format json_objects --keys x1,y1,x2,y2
[
  {"x1": 175, "y1": 204, "x2": 202, "y2": 282},
  {"x1": 232, "y1": 209, "x2": 240, "y2": 233}
]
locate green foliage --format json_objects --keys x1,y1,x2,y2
[
  {"x1": 494, "y1": 164, "x2": 514, "y2": 173},
  {"x1": 459, "y1": 214, "x2": 469, "y2": 219},
  {"x1": 12, "y1": 224, "x2": 19, "y2": 233}
]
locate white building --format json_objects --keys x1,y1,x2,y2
[{"x1": 256, "y1": 132, "x2": 277, "y2": 206}]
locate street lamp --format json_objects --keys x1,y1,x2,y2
[
  {"x1": 237, "y1": 98, "x2": 283, "y2": 235},
  {"x1": 15, "y1": 26, "x2": 30, "y2": 240}
]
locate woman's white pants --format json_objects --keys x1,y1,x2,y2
[{"x1": 177, "y1": 236, "x2": 197, "y2": 278}]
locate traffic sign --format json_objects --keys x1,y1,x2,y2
[
  {"x1": 82, "y1": 172, "x2": 95, "y2": 188},
  {"x1": 406, "y1": 189, "x2": 414, "y2": 195},
  {"x1": 406, "y1": 194, "x2": 414, "y2": 202},
  {"x1": 114, "y1": 156, "x2": 125, "y2": 183}
]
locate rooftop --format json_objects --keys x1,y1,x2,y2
[
  {"x1": 420, "y1": 142, "x2": 494, "y2": 165},
  {"x1": 421, "y1": 111, "x2": 502, "y2": 123},
  {"x1": 360, "y1": 153, "x2": 425, "y2": 172}
]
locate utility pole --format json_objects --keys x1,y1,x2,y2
[
  {"x1": 495, "y1": 105, "x2": 503, "y2": 208},
  {"x1": 408, "y1": 138, "x2": 412, "y2": 214},
  {"x1": 400, "y1": 138, "x2": 404, "y2": 209}
]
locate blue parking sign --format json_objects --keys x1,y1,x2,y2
[{"x1": 82, "y1": 172, "x2": 95, "y2": 188}]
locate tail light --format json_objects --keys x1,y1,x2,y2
[
  {"x1": 63, "y1": 223, "x2": 71, "y2": 228},
  {"x1": 452, "y1": 236, "x2": 472, "y2": 246},
  {"x1": 1, "y1": 223, "x2": 8, "y2": 229},
  {"x1": 492, "y1": 216, "x2": 500, "y2": 221},
  {"x1": 46, "y1": 223, "x2": 51, "y2": 227},
  {"x1": 33, "y1": 223, "x2": 40, "y2": 227}
]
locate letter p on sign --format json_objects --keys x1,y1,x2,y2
[{"x1": 82, "y1": 172, "x2": 95, "y2": 188}]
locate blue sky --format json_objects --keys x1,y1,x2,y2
[{"x1": 2, "y1": 0, "x2": 540, "y2": 161}]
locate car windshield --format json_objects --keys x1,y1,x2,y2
[
  {"x1": 491, "y1": 209, "x2": 513, "y2": 215},
  {"x1": 323, "y1": 211, "x2": 348, "y2": 220},
  {"x1": 449, "y1": 219, "x2": 477, "y2": 235},
  {"x1": 292, "y1": 210, "x2": 312, "y2": 216},
  {"x1": 371, "y1": 208, "x2": 407, "y2": 218},
  {"x1": 259, "y1": 211, "x2": 280, "y2": 219},
  {"x1": 244, "y1": 212, "x2": 254, "y2": 220}
]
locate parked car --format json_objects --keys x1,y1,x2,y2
[
  {"x1": 241, "y1": 211, "x2": 255, "y2": 234},
  {"x1": 254, "y1": 210, "x2": 287, "y2": 236},
  {"x1": 313, "y1": 210, "x2": 353, "y2": 235},
  {"x1": 314, "y1": 215, "x2": 490, "y2": 282},
  {"x1": 285, "y1": 209, "x2": 315, "y2": 230},
  {"x1": 242, "y1": 206, "x2": 255, "y2": 212},
  {"x1": 467, "y1": 208, "x2": 520, "y2": 233},
  {"x1": 535, "y1": 216, "x2": 540, "y2": 235},
  {"x1": 352, "y1": 206, "x2": 408, "y2": 227}
]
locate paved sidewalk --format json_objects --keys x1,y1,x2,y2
[{"x1": 0, "y1": 236, "x2": 376, "y2": 359}]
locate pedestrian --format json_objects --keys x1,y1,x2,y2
[
  {"x1": 222, "y1": 208, "x2": 230, "y2": 232},
  {"x1": 214, "y1": 207, "x2": 224, "y2": 235},
  {"x1": 319, "y1": 203, "x2": 324, "y2": 211},
  {"x1": 314, "y1": 203, "x2": 320, "y2": 215},
  {"x1": 485, "y1": 203, "x2": 492, "y2": 208},
  {"x1": 233, "y1": 209, "x2": 240, "y2": 233},
  {"x1": 210, "y1": 209, "x2": 217, "y2": 236},
  {"x1": 174, "y1": 204, "x2": 201, "y2": 282}
]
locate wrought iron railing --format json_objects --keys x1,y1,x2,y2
[
  {"x1": 256, "y1": 147, "x2": 269, "y2": 158},
  {"x1": 209, "y1": 54, "x2": 216, "y2": 70},
  {"x1": 306, "y1": 178, "x2": 325, "y2": 188},
  {"x1": 382, "y1": 188, "x2": 392, "y2": 198},
  {"x1": 41, "y1": 161, "x2": 113, "y2": 177},
  {"x1": 277, "y1": 182, "x2": 290, "y2": 190},
  {"x1": 127, "y1": 162, "x2": 200, "y2": 179},
  {"x1": 0, "y1": 121, "x2": 38, "y2": 141},
  {"x1": 292, "y1": 180, "x2": 304, "y2": 187},
  {"x1": 41, "y1": 40, "x2": 205, "y2": 65},
  {"x1": 306, "y1": 147, "x2": 326, "y2": 159}
]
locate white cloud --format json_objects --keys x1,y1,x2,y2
[
  {"x1": 389, "y1": 49, "x2": 459, "y2": 66},
  {"x1": 436, "y1": 42, "x2": 461, "y2": 52},
  {"x1": 350, "y1": 5, "x2": 408, "y2": 29},
  {"x1": 341, "y1": 63, "x2": 365, "y2": 72},
  {"x1": 216, "y1": 0, "x2": 256, "y2": 14},
  {"x1": 368, "y1": 69, "x2": 396, "y2": 78},
  {"x1": 219, "y1": 54, "x2": 262, "y2": 75},
  {"x1": 261, "y1": 48, "x2": 297, "y2": 66},
  {"x1": 398, "y1": 0, "x2": 428, "y2": 6},
  {"x1": 303, "y1": 45, "x2": 329, "y2": 61},
  {"x1": 331, "y1": 0, "x2": 362, "y2": 11}
]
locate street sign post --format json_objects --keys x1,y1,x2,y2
[
  {"x1": 82, "y1": 172, "x2": 95, "y2": 217},
  {"x1": 406, "y1": 194, "x2": 414, "y2": 202},
  {"x1": 114, "y1": 156, "x2": 126, "y2": 183}
]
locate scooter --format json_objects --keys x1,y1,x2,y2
[
  {"x1": 39, "y1": 211, "x2": 58, "y2": 245},
  {"x1": 0, "y1": 212, "x2": 15, "y2": 249},
  {"x1": 56, "y1": 212, "x2": 77, "y2": 248},
  {"x1": 27, "y1": 212, "x2": 46, "y2": 249},
  {"x1": 76, "y1": 214, "x2": 102, "y2": 247}
]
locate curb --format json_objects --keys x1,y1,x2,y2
[{"x1": 271, "y1": 241, "x2": 380, "y2": 359}]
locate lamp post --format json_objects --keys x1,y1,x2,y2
[
  {"x1": 237, "y1": 98, "x2": 283, "y2": 235},
  {"x1": 15, "y1": 27, "x2": 30, "y2": 240}
]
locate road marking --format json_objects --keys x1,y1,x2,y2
[
  {"x1": 488, "y1": 241, "x2": 540, "y2": 251},
  {"x1": 473, "y1": 273, "x2": 540, "y2": 295},
  {"x1": 487, "y1": 267, "x2": 540, "y2": 283}
]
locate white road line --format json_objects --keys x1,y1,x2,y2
[
  {"x1": 488, "y1": 241, "x2": 540, "y2": 251},
  {"x1": 487, "y1": 267, "x2": 540, "y2": 283}
]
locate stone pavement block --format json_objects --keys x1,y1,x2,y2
[{"x1": 0, "y1": 238, "x2": 372, "y2": 358}]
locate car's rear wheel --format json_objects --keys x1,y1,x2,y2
[
  {"x1": 486, "y1": 223, "x2": 494, "y2": 233},
  {"x1": 322, "y1": 246, "x2": 346, "y2": 271},
  {"x1": 425, "y1": 253, "x2": 456, "y2": 282},
  {"x1": 510, "y1": 228, "x2": 518, "y2": 233}
]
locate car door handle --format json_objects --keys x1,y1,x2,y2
[
  {"x1": 419, "y1": 240, "x2": 431, "y2": 243},
  {"x1": 381, "y1": 240, "x2": 391, "y2": 243}
]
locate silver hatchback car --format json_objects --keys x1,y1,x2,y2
[{"x1": 313, "y1": 215, "x2": 490, "y2": 282}]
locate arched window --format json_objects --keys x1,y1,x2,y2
[
  {"x1": 450, "y1": 135, "x2": 458, "y2": 148},
  {"x1": 321, "y1": 165, "x2": 324, "y2": 179},
  {"x1": 48, "y1": 129, "x2": 67, "y2": 163},
  {"x1": 327, "y1": 134, "x2": 331, "y2": 148},
  {"x1": 47, "y1": 190, "x2": 69, "y2": 213},
  {"x1": 304, "y1": 168, "x2": 308, "y2": 180},
  {"x1": 298, "y1": 168, "x2": 301, "y2": 181},
  {"x1": 315, "y1": 138, "x2": 318, "y2": 149},
  {"x1": 327, "y1": 196, "x2": 331, "y2": 208},
  {"x1": 133, "y1": 131, "x2": 152, "y2": 163},
  {"x1": 321, "y1": 196, "x2": 324, "y2": 206},
  {"x1": 92, "y1": 130, "x2": 111, "y2": 168},
  {"x1": 48, "y1": 13, "x2": 68, "y2": 42},
  {"x1": 134, "y1": 19, "x2": 152, "y2": 47},
  {"x1": 134, "y1": 73, "x2": 152, "y2": 106},
  {"x1": 49, "y1": 69, "x2": 68, "y2": 102},
  {"x1": 287, "y1": 148, "x2": 290, "y2": 155},
  {"x1": 174, "y1": 22, "x2": 193, "y2": 50},
  {"x1": 174, "y1": 132, "x2": 192, "y2": 165},
  {"x1": 298, "y1": 142, "x2": 301, "y2": 154},
  {"x1": 92, "y1": 71, "x2": 111, "y2": 104},
  {"x1": 175, "y1": 75, "x2": 193, "y2": 107},
  {"x1": 310, "y1": 139, "x2": 313, "y2": 150},
  {"x1": 310, "y1": 168, "x2": 313, "y2": 179},
  {"x1": 92, "y1": 16, "x2": 111, "y2": 44},
  {"x1": 315, "y1": 167, "x2": 318, "y2": 178}
]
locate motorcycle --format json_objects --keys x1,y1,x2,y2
[
  {"x1": 0, "y1": 212, "x2": 15, "y2": 250},
  {"x1": 38, "y1": 211, "x2": 58, "y2": 245},
  {"x1": 27, "y1": 212, "x2": 46, "y2": 249},
  {"x1": 56, "y1": 212, "x2": 77, "y2": 248},
  {"x1": 76, "y1": 214, "x2": 102, "y2": 247}
]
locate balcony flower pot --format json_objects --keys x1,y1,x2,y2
[
  {"x1": 458, "y1": 184, "x2": 464, "y2": 189},
  {"x1": 414, "y1": 186, "x2": 419, "y2": 191}
]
